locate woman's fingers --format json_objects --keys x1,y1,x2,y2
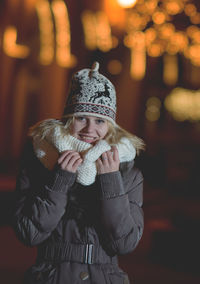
[
  {"x1": 105, "y1": 150, "x2": 113, "y2": 163},
  {"x1": 111, "y1": 146, "x2": 119, "y2": 161},
  {"x1": 71, "y1": 157, "x2": 83, "y2": 172},
  {"x1": 58, "y1": 150, "x2": 73, "y2": 164},
  {"x1": 58, "y1": 151, "x2": 82, "y2": 172},
  {"x1": 101, "y1": 148, "x2": 118, "y2": 163},
  {"x1": 97, "y1": 148, "x2": 119, "y2": 174},
  {"x1": 61, "y1": 152, "x2": 79, "y2": 168},
  {"x1": 57, "y1": 147, "x2": 119, "y2": 174},
  {"x1": 101, "y1": 152, "x2": 109, "y2": 163},
  {"x1": 96, "y1": 157, "x2": 102, "y2": 165}
]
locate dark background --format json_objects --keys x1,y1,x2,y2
[{"x1": 0, "y1": 0, "x2": 200, "y2": 283}]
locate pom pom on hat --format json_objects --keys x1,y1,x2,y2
[
  {"x1": 89, "y1": 61, "x2": 99, "y2": 77},
  {"x1": 63, "y1": 62, "x2": 117, "y2": 123}
]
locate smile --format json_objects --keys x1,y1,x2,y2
[{"x1": 79, "y1": 135, "x2": 96, "y2": 143}]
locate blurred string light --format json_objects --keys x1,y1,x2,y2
[
  {"x1": 35, "y1": 0, "x2": 54, "y2": 65},
  {"x1": 81, "y1": 11, "x2": 98, "y2": 50},
  {"x1": 145, "y1": 96, "x2": 161, "y2": 121},
  {"x1": 96, "y1": 11, "x2": 114, "y2": 52},
  {"x1": 35, "y1": 0, "x2": 76, "y2": 67},
  {"x1": 165, "y1": 88, "x2": 200, "y2": 121},
  {"x1": 2, "y1": 0, "x2": 200, "y2": 78},
  {"x1": 3, "y1": 26, "x2": 30, "y2": 58},
  {"x1": 51, "y1": 0, "x2": 76, "y2": 67},
  {"x1": 163, "y1": 53, "x2": 178, "y2": 85},
  {"x1": 104, "y1": 0, "x2": 200, "y2": 81},
  {"x1": 117, "y1": 0, "x2": 138, "y2": 8},
  {"x1": 2, "y1": 0, "x2": 76, "y2": 67},
  {"x1": 124, "y1": 31, "x2": 146, "y2": 79},
  {"x1": 81, "y1": 10, "x2": 114, "y2": 52},
  {"x1": 107, "y1": 59, "x2": 122, "y2": 74}
]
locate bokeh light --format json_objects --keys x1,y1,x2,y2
[
  {"x1": 145, "y1": 97, "x2": 161, "y2": 122},
  {"x1": 107, "y1": 60, "x2": 122, "y2": 75},
  {"x1": 165, "y1": 88, "x2": 200, "y2": 121},
  {"x1": 117, "y1": 0, "x2": 137, "y2": 9}
]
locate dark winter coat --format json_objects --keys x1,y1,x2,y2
[{"x1": 13, "y1": 140, "x2": 144, "y2": 284}]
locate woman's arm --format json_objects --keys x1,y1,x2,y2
[
  {"x1": 13, "y1": 141, "x2": 77, "y2": 246},
  {"x1": 97, "y1": 156, "x2": 144, "y2": 255}
]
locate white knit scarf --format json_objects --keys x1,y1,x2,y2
[{"x1": 32, "y1": 123, "x2": 136, "y2": 186}]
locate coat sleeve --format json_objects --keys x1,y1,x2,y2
[
  {"x1": 96, "y1": 161, "x2": 144, "y2": 255},
  {"x1": 12, "y1": 141, "x2": 76, "y2": 247}
]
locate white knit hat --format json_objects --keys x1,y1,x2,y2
[{"x1": 63, "y1": 62, "x2": 117, "y2": 123}]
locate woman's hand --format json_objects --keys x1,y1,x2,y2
[
  {"x1": 96, "y1": 146, "x2": 120, "y2": 174},
  {"x1": 57, "y1": 150, "x2": 82, "y2": 173}
]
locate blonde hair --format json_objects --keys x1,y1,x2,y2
[
  {"x1": 29, "y1": 116, "x2": 145, "y2": 155},
  {"x1": 106, "y1": 121, "x2": 145, "y2": 155}
]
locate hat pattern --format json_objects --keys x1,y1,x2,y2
[{"x1": 63, "y1": 62, "x2": 116, "y2": 122}]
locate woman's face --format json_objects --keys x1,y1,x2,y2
[{"x1": 70, "y1": 115, "x2": 109, "y2": 144}]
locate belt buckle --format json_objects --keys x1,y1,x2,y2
[{"x1": 84, "y1": 244, "x2": 93, "y2": 264}]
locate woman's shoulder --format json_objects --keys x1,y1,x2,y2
[
  {"x1": 119, "y1": 160, "x2": 143, "y2": 191},
  {"x1": 20, "y1": 138, "x2": 35, "y2": 161},
  {"x1": 120, "y1": 160, "x2": 141, "y2": 176},
  {"x1": 19, "y1": 138, "x2": 50, "y2": 173}
]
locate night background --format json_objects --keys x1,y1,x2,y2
[{"x1": 0, "y1": 0, "x2": 200, "y2": 283}]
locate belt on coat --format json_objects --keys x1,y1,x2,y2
[{"x1": 37, "y1": 242, "x2": 118, "y2": 265}]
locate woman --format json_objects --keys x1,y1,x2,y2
[{"x1": 13, "y1": 62, "x2": 145, "y2": 284}]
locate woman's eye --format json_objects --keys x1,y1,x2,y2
[
  {"x1": 96, "y1": 119, "x2": 105, "y2": 124},
  {"x1": 76, "y1": 116, "x2": 85, "y2": 121}
]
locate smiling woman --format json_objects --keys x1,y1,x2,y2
[
  {"x1": 70, "y1": 115, "x2": 109, "y2": 144},
  {"x1": 13, "y1": 61, "x2": 145, "y2": 284}
]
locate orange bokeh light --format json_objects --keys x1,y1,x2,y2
[
  {"x1": 164, "y1": 0, "x2": 183, "y2": 15},
  {"x1": 152, "y1": 11, "x2": 166, "y2": 25},
  {"x1": 117, "y1": 0, "x2": 137, "y2": 9}
]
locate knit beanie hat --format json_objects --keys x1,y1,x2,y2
[{"x1": 63, "y1": 62, "x2": 117, "y2": 123}]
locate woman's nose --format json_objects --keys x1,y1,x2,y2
[{"x1": 84, "y1": 121, "x2": 94, "y2": 132}]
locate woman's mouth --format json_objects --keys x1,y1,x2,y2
[{"x1": 79, "y1": 135, "x2": 96, "y2": 143}]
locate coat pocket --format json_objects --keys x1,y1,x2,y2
[{"x1": 24, "y1": 262, "x2": 56, "y2": 284}]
